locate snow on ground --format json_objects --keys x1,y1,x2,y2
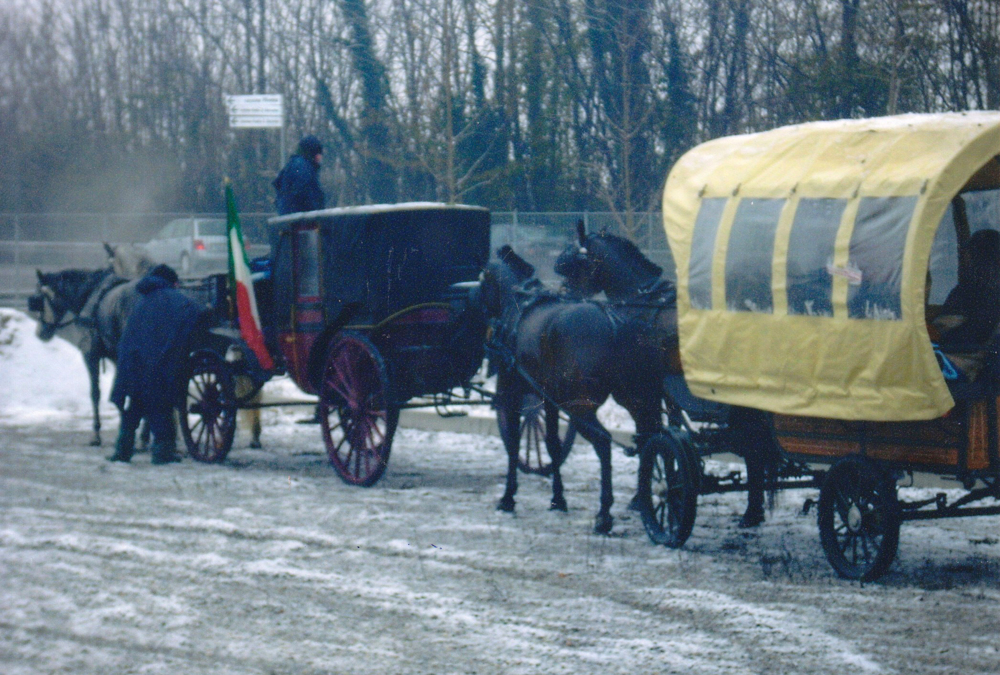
[{"x1": 2, "y1": 308, "x2": 1000, "y2": 674}]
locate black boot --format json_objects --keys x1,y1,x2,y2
[
  {"x1": 106, "y1": 430, "x2": 134, "y2": 463},
  {"x1": 150, "y1": 440, "x2": 182, "y2": 465}
]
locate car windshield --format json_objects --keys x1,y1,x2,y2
[{"x1": 196, "y1": 220, "x2": 227, "y2": 237}]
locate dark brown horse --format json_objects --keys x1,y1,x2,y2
[
  {"x1": 555, "y1": 224, "x2": 777, "y2": 527},
  {"x1": 480, "y1": 246, "x2": 664, "y2": 534}
]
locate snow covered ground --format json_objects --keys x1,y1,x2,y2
[{"x1": 2, "y1": 307, "x2": 1000, "y2": 674}]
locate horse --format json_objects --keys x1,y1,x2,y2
[
  {"x1": 554, "y1": 223, "x2": 777, "y2": 527},
  {"x1": 480, "y1": 245, "x2": 665, "y2": 534},
  {"x1": 29, "y1": 267, "x2": 141, "y2": 446}
]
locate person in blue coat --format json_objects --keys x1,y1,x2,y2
[
  {"x1": 108, "y1": 264, "x2": 210, "y2": 464},
  {"x1": 273, "y1": 135, "x2": 326, "y2": 215}
]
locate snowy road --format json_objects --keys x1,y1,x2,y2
[
  {"x1": 2, "y1": 307, "x2": 1000, "y2": 674},
  {"x1": 2, "y1": 415, "x2": 1000, "y2": 675}
]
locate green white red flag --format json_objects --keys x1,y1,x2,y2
[{"x1": 226, "y1": 182, "x2": 274, "y2": 370}]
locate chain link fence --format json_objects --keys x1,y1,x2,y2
[{"x1": 0, "y1": 211, "x2": 674, "y2": 304}]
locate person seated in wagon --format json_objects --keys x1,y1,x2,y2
[{"x1": 929, "y1": 228, "x2": 1000, "y2": 384}]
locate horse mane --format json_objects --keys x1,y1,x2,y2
[
  {"x1": 47, "y1": 268, "x2": 113, "y2": 312},
  {"x1": 591, "y1": 231, "x2": 662, "y2": 280}
]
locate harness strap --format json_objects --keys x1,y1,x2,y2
[{"x1": 77, "y1": 272, "x2": 127, "y2": 327}]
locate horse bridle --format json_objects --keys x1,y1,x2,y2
[{"x1": 30, "y1": 285, "x2": 79, "y2": 338}]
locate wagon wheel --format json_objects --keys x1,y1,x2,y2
[
  {"x1": 179, "y1": 350, "x2": 237, "y2": 463},
  {"x1": 818, "y1": 456, "x2": 901, "y2": 582},
  {"x1": 636, "y1": 431, "x2": 700, "y2": 548},
  {"x1": 319, "y1": 331, "x2": 399, "y2": 487},
  {"x1": 497, "y1": 393, "x2": 576, "y2": 476}
]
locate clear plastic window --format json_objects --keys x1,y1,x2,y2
[
  {"x1": 786, "y1": 199, "x2": 847, "y2": 317},
  {"x1": 724, "y1": 198, "x2": 784, "y2": 313},
  {"x1": 965, "y1": 189, "x2": 1000, "y2": 234},
  {"x1": 847, "y1": 196, "x2": 917, "y2": 320},
  {"x1": 688, "y1": 198, "x2": 727, "y2": 310},
  {"x1": 928, "y1": 204, "x2": 959, "y2": 306}
]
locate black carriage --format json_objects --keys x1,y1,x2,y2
[{"x1": 179, "y1": 203, "x2": 494, "y2": 486}]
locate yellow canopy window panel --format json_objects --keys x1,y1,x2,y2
[{"x1": 663, "y1": 112, "x2": 1000, "y2": 421}]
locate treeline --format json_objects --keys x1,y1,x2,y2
[{"x1": 1, "y1": 0, "x2": 997, "y2": 240}]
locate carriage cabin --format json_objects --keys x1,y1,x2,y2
[
  {"x1": 663, "y1": 113, "x2": 1000, "y2": 475},
  {"x1": 265, "y1": 203, "x2": 491, "y2": 398}
]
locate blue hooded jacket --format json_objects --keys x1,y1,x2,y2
[
  {"x1": 274, "y1": 136, "x2": 326, "y2": 215},
  {"x1": 110, "y1": 274, "x2": 209, "y2": 412}
]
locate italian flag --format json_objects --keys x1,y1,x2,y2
[{"x1": 226, "y1": 182, "x2": 274, "y2": 370}]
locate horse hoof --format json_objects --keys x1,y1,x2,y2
[
  {"x1": 249, "y1": 440, "x2": 262, "y2": 449},
  {"x1": 497, "y1": 498, "x2": 515, "y2": 513},
  {"x1": 549, "y1": 499, "x2": 568, "y2": 512},
  {"x1": 594, "y1": 515, "x2": 613, "y2": 535},
  {"x1": 89, "y1": 439, "x2": 102, "y2": 447},
  {"x1": 738, "y1": 511, "x2": 765, "y2": 528},
  {"x1": 626, "y1": 495, "x2": 641, "y2": 512}
]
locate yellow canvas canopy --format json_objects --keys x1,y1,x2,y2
[{"x1": 663, "y1": 112, "x2": 1000, "y2": 421}]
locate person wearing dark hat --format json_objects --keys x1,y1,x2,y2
[
  {"x1": 107, "y1": 264, "x2": 210, "y2": 464},
  {"x1": 274, "y1": 135, "x2": 326, "y2": 424},
  {"x1": 274, "y1": 135, "x2": 326, "y2": 215}
]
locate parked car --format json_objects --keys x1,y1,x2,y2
[{"x1": 143, "y1": 218, "x2": 228, "y2": 276}]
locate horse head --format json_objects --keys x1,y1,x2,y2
[
  {"x1": 556, "y1": 225, "x2": 663, "y2": 301},
  {"x1": 29, "y1": 269, "x2": 105, "y2": 341},
  {"x1": 480, "y1": 245, "x2": 537, "y2": 319},
  {"x1": 30, "y1": 270, "x2": 73, "y2": 341},
  {"x1": 554, "y1": 220, "x2": 602, "y2": 298}
]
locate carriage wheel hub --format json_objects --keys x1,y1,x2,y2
[{"x1": 847, "y1": 504, "x2": 863, "y2": 532}]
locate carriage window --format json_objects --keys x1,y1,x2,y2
[
  {"x1": 689, "y1": 198, "x2": 727, "y2": 310},
  {"x1": 847, "y1": 196, "x2": 916, "y2": 320},
  {"x1": 724, "y1": 198, "x2": 783, "y2": 313},
  {"x1": 787, "y1": 199, "x2": 846, "y2": 317},
  {"x1": 965, "y1": 188, "x2": 1000, "y2": 235},
  {"x1": 928, "y1": 203, "x2": 959, "y2": 305},
  {"x1": 296, "y1": 229, "x2": 320, "y2": 298}
]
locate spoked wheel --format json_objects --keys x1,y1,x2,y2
[
  {"x1": 497, "y1": 393, "x2": 576, "y2": 476},
  {"x1": 636, "y1": 431, "x2": 700, "y2": 548},
  {"x1": 179, "y1": 350, "x2": 237, "y2": 463},
  {"x1": 818, "y1": 456, "x2": 900, "y2": 581},
  {"x1": 319, "y1": 331, "x2": 399, "y2": 487}
]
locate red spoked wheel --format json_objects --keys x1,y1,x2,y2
[
  {"x1": 319, "y1": 331, "x2": 399, "y2": 487},
  {"x1": 179, "y1": 350, "x2": 237, "y2": 463}
]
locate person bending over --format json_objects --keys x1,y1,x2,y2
[{"x1": 107, "y1": 264, "x2": 210, "y2": 464}]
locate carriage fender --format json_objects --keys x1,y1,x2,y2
[{"x1": 306, "y1": 302, "x2": 362, "y2": 392}]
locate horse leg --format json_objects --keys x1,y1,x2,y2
[
  {"x1": 495, "y1": 369, "x2": 521, "y2": 513},
  {"x1": 574, "y1": 410, "x2": 614, "y2": 535},
  {"x1": 622, "y1": 400, "x2": 664, "y2": 512},
  {"x1": 137, "y1": 419, "x2": 151, "y2": 452},
  {"x1": 86, "y1": 353, "x2": 102, "y2": 446},
  {"x1": 545, "y1": 399, "x2": 569, "y2": 512},
  {"x1": 249, "y1": 405, "x2": 262, "y2": 449}
]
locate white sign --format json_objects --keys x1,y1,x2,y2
[{"x1": 225, "y1": 94, "x2": 283, "y2": 128}]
